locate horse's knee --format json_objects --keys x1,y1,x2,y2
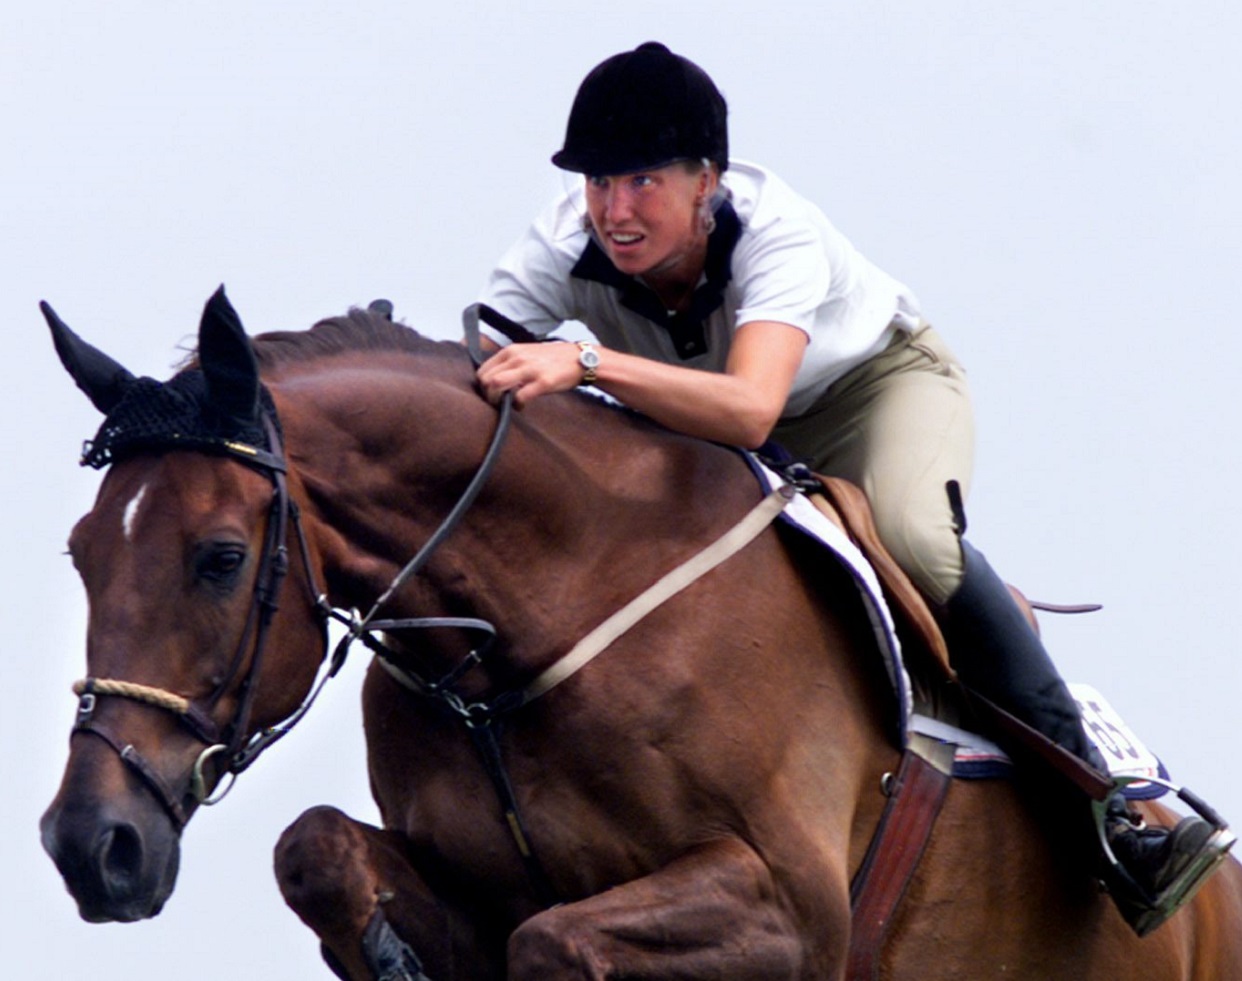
[
  {"x1": 274, "y1": 805, "x2": 377, "y2": 934},
  {"x1": 275, "y1": 808, "x2": 482, "y2": 979},
  {"x1": 508, "y1": 907, "x2": 607, "y2": 980}
]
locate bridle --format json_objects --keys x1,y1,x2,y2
[
  {"x1": 66, "y1": 306, "x2": 792, "y2": 906},
  {"x1": 68, "y1": 374, "x2": 520, "y2": 833},
  {"x1": 69, "y1": 417, "x2": 335, "y2": 829}
]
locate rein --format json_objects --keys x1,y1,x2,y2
[
  {"x1": 69, "y1": 419, "x2": 337, "y2": 827},
  {"x1": 67, "y1": 383, "x2": 518, "y2": 832},
  {"x1": 375, "y1": 483, "x2": 796, "y2": 707},
  {"x1": 67, "y1": 312, "x2": 792, "y2": 907}
]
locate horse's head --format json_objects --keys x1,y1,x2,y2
[{"x1": 40, "y1": 289, "x2": 327, "y2": 922}]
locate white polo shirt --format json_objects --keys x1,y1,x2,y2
[{"x1": 476, "y1": 160, "x2": 921, "y2": 417}]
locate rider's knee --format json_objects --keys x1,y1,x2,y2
[{"x1": 871, "y1": 506, "x2": 964, "y2": 606}]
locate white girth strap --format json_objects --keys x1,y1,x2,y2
[{"x1": 521, "y1": 484, "x2": 796, "y2": 704}]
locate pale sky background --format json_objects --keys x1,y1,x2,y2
[{"x1": 4, "y1": 2, "x2": 1240, "y2": 978}]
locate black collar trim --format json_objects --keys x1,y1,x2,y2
[{"x1": 570, "y1": 199, "x2": 742, "y2": 360}]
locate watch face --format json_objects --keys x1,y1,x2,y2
[{"x1": 580, "y1": 347, "x2": 601, "y2": 369}]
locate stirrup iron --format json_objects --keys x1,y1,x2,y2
[{"x1": 1093, "y1": 775, "x2": 1237, "y2": 936}]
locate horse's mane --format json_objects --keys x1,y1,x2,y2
[
  {"x1": 167, "y1": 306, "x2": 669, "y2": 447},
  {"x1": 248, "y1": 309, "x2": 653, "y2": 429},
  {"x1": 249, "y1": 308, "x2": 465, "y2": 371}
]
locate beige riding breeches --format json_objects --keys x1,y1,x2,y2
[{"x1": 771, "y1": 325, "x2": 974, "y2": 605}]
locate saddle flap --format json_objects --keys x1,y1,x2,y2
[{"x1": 810, "y1": 476, "x2": 954, "y2": 681}]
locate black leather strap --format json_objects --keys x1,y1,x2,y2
[{"x1": 461, "y1": 303, "x2": 542, "y2": 365}]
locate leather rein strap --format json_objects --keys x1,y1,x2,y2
[
  {"x1": 69, "y1": 418, "x2": 339, "y2": 827},
  {"x1": 359, "y1": 309, "x2": 801, "y2": 906}
]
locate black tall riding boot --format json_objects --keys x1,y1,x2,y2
[
  {"x1": 941, "y1": 541, "x2": 1220, "y2": 934},
  {"x1": 940, "y1": 541, "x2": 1095, "y2": 762}
]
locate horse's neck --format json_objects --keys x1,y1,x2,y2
[
  {"x1": 283, "y1": 373, "x2": 753, "y2": 669},
  {"x1": 427, "y1": 402, "x2": 750, "y2": 650},
  {"x1": 276, "y1": 367, "x2": 512, "y2": 605}
]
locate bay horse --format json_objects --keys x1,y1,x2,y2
[{"x1": 40, "y1": 289, "x2": 1242, "y2": 979}]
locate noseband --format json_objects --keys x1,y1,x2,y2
[
  {"x1": 64, "y1": 322, "x2": 795, "y2": 920},
  {"x1": 66, "y1": 303, "x2": 787, "y2": 911},
  {"x1": 68, "y1": 419, "x2": 332, "y2": 829},
  {"x1": 67, "y1": 387, "x2": 518, "y2": 832}
]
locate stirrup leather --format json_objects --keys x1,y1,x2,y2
[{"x1": 1093, "y1": 775, "x2": 1237, "y2": 937}]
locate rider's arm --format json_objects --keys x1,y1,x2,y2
[{"x1": 475, "y1": 320, "x2": 808, "y2": 449}]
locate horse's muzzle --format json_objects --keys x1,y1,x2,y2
[{"x1": 40, "y1": 760, "x2": 182, "y2": 923}]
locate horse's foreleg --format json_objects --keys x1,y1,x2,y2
[
  {"x1": 508, "y1": 836, "x2": 840, "y2": 980},
  {"x1": 274, "y1": 805, "x2": 500, "y2": 980}
]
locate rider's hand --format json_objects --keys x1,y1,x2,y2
[{"x1": 476, "y1": 341, "x2": 587, "y2": 408}]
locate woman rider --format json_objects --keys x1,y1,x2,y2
[{"x1": 471, "y1": 41, "x2": 1218, "y2": 931}]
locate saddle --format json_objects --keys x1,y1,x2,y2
[
  {"x1": 804, "y1": 471, "x2": 1117, "y2": 789},
  {"x1": 807, "y1": 476, "x2": 954, "y2": 682},
  {"x1": 808, "y1": 474, "x2": 1055, "y2": 688},
  {"x1": 805, "y1": 474, "x2": 1235, "y2": 955},
  {"x1": 805, "y1": 473, "x2": 1113, "y2": 790}
]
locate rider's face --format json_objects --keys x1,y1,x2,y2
[{"x1": 583, "y1": 163, "x2": 714, "y2": 283}]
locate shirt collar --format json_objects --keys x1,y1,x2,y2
[{"x1": 570, "y1": 198, "x2": 742, "y2": 360}]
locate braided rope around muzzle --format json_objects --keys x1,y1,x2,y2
[{"x1": 72, "y1": 678, "x2": 191, "y2": 715}]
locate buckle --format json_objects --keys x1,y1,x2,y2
[{"x1": 74, "y1": 691, "x2": 97, "y2": 728}]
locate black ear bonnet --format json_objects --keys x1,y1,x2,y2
[{"x1": 78, "y1": 371, "x2": 279, "y2": 469}]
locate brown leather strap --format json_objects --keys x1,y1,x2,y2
[
  {"x1": 966, "y1": 691, "x2": 1115, "y2": 801},
  {"x1": 847, "y1": 739, "x2": 954, "y2": 979}
]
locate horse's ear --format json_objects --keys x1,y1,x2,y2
[
  {"x1": 199, "y1": 286, "x2": 260, "y2": 425},
  {"x1": 41, "y1": 301, "x2": 136, "y2": 414}
]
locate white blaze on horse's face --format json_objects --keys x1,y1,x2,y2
[{"x1": 122, "y1": 483, "x2": 149, "y2": 542}]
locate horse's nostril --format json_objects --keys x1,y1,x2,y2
[{"x1": 98, "y1": 822, "x2": 144, "y2": 892}]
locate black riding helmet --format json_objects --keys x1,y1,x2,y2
[{"x1": 551, "y1": 41, "x2": 729, "y2": 176}]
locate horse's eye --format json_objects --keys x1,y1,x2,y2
[{"x1": 196, "y1": 544, "x2": 248, "y2": 586}]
